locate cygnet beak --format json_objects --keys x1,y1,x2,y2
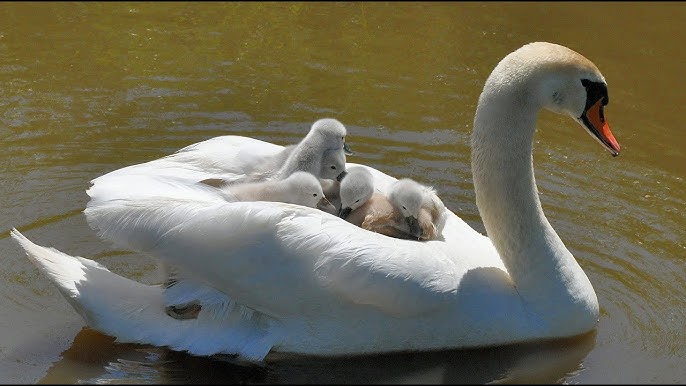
[
  {"x1": 343, "y1": 142, "x2": 353, "y2": 156},
  {"x1": 338, "y1": 206, "x2": 352, "y2": 219},
  {"x1": 317, "y1": 196, "x2": 337, "y2": 214},
  {"x1": 336, "y1": 170, "x2": 348, "y2": 182},
  {"x1": 405, "y1": 216, "x2": 421, "y2": 239}
]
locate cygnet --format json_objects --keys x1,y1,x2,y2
[{"x1": 339, "y1": 168, "x2": 445, "y2": 241}]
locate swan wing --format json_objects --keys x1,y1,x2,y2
[
  {"x1": 10, "y1": 229, "x2": 273, "y2": 360},
  {"x1": 85, "y1": 192, "x2": 466, "y2": 320},
  {"x1": 86, "y1": 174, "x2": 233, "y2": 206},
  {"x1": 92, "y1": 136, "x2": 284, "y2": 183}
]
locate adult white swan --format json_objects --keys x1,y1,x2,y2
[{"x1": 12, "y1": 41, "x2": 621, "y2": 362}]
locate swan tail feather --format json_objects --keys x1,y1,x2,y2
[
  {"x1": 10, "y1": 229, "x2": 276, "y2": 361},
  {"x1": 10, "y1": 228, "x2": 169, "y2": 334}
]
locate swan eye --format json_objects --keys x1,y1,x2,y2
[{"x1": 581, "y1": 79, "x2": 609, "y2": 108}]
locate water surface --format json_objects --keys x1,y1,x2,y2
[{"x1": 1, "y1": 2, "x2": 684, "y2": 384}]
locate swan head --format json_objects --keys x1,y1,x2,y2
[
  {"x1": 309, "y1": 118, "x2": 353, "y2": 155},
  {"x1": 320, "y1": 148, "x2": 348, "y2": 182},
  {"x1": 283, "y1": 171, "x2": 335, "y2": 212},
  {"x1": 338, "y1": 167, "x2": 374, "y2": 219},
  {"x1": 388, "y1": 178, "x2": 425, "y2": 238},
  {"x1": 484, "y1": 41, "x2": 620, "y2": 156}
]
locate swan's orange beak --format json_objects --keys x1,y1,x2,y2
[{"x1": 581, "y1": 99, "x2": 620, "y2": 157}]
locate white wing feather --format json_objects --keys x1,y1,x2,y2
[
  {"x1": 92, "y1": 136, "x2": 284, "y2": 184},
  {"x1": 10, "y1": 229, "x2": 276, "y2": 360},
  {"x1": 85, "y1": 192, "x2": 470, "y2": 319}
]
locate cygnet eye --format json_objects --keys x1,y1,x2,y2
[
  {"x1": 330, "y1": 166, "x2": 336, "y2": 170},
  {"x1": 402, "y1": 206, "x2": 407, "y2": 210},
  {"x1": 355, "y1": 199, "x2": 360, "y2": 203},
  {"x1": 313, "y1": 193, "x2": 318, "y2": 197}
]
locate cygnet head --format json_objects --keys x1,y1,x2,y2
[
  {"x1": 479, "y1": 42, "x2": 620, "y2": 156},
  {"x1": 338, "y1": 167, "x2": 374, "y2": 219},
  {"x1": 387, "y1": 178, "x2": 425, "y2": 238},
  {"x1": 283, "y1": 171, "x2": 336, "y2": 212},
  {"x1": 309, "y1": 118, "x2": 353, "y2": 155},
  {"x1": 320, "y1": 148, "x2": 348, "y2": 182}
]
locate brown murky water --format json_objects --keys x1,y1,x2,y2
[{"x1": 1, "y1": 2, "x2": 684, "y2": 384}]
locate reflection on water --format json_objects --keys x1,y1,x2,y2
[
  {"x1": 40, "y1": 329, "x2": 268, "y2": 385},
  {"x1": 1, "y1": 2, "x2": 685, "y2": 384},
  {"x1": 40, "y1": 328, "x2": 596, "y2": 384}
]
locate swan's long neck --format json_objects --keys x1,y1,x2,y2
[{"x1": 471, "y1": 83, "x2": 598, "y2": 333}]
